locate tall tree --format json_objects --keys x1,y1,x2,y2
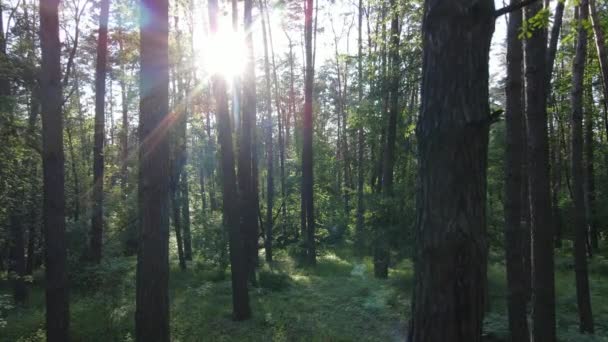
[
  {"x1": 409, "y1": 0, "x2": 494, "y2": 340},
  {"x1": 135, "y1": 0, "x2": 170, "y2": 338},
  {"x1": 239, "y1": 0, "x2": 259, "y2": 283},
  {"x1": 374, "y1": 0, "x2": 400, "y2": 279},
  {"x1": 524, "y1": 2, "x2": 556, "y2": 340},
  {"x1": 39, "y1": 0, "x2": 69, "y2": 339},
  {"x1": 260, "y1": 0, "x2": 274, "y2": 263},
  {"x1": 90, "y1": 0, "x2": 110, "y2": 264},
  {"x1": 503, "y1": 6, "x2": 530, "y2": 342},
  {"x1": 302, "y1": 0, "x2": 316, "y2": 266},
  {"x1": 570, "y1": 0, "x2": 595, "y2": 332},
  {"x1": 355, "y1": 0, "x2": 365, "y2": 254},
  {"x1": 208, "y1": 0, "x2": 251, "y2": 320}
]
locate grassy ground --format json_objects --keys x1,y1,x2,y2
[{"x1": 1, "y1": 244, "x2": 608, "y2": 341}]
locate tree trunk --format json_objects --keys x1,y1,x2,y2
[
  {"x1": 589, "y1": 0, "x2": 608, "y2": 116},
  {"x1": 524, "y1": 2, "x2": 557, "y2": 340},
  {"x1": 39, "y1": 0, "x2": 70, "y2": 338},
  {"x1": 261, "y1": 2, "x2": 274, "y2": 263},
  {"x1": 570, "y1": 1, "x2": 595, "y2": 332},
  {"x1": 182, "y1": 170, "x2": 192, "y2": 261},
  {"x1": 503, "y1": 6, "x2": 530, "y2": 341},
  {"x1": 135, "y1": 0, "x2": 171, "y2": 338},
  {"x1": 208, "y1": 0, "x2": 251, "y2": 321},
  {"x1": 355, "y1": 0, "x2": 365, "y2": 255},
  {"x1": 584, "y1": 80, "x2": 598, "y2": 251},
  {"x1": 303, "y1": 0, "x2": 316, "y2": 266},
  {"x1": 374, "y1": 0, "x2": 400, "y2": 279},
  {"x1": 239, "y1": 0, "x2": 260, "y2": 285},
  {"x1": 172, "y1": 176, "x2": 186, "y2": 270},
  {"x1": 89, "y1": 0, "x2": 110, "y2": 264},
  {"x1": 409, "y1": 1, "x2": 494, "y2": 340}
]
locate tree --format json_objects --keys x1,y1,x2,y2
[
  {"x1": 354, "y1": 0, "x2": 365, "y2": 255},
  {"x1": 302, "y1": 0, "x2": 316, "y2": 266},
  {"x1": 89, "y1": 0, "x2": 110, "y2": 264},
  {"x1": 503, "y1": 6, "x2": 529, "y2": 341},
  {"x1": 570, "y1": 0, "x2": 594, "y2": 332},
  {"x1": 589, "y1": 0, "x2": 608, "y2": 124},
  {"x1": 239, "y1": 0, "x2": 260, "y2": 283},
  {"x1": 409, "y1": 0, "x2": 494, "y2": 340},
  {"x1": 208, "y1": 0, "x2": 251, "y2": 321},
  {"x1": 135, "y1": 0, "x2": 170, "y2": 339},
  {"x1": 524, "y1": 2, "x2": 556, "y2": 340},
  {"x1": 39, "y1": 0, "x2": 69, "y2": 339}
]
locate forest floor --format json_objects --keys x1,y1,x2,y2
[{"x1": 1, "y1": 243, "x2": 608, "y2": 341}]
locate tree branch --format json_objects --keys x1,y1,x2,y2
[{"x1": 494, "y1": 0, "x2": 539, "y2": 18}]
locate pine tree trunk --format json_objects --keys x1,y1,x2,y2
[
  {"x1": 410, "y1": 1, "x2": 494, "y2": 340},
  {"x1": 503, "y1": 6, "x2": 530, "y2": 341},
  {"x1": 303, "y1": 0, "x2": 316, "y2": 266},
  {"x1": 135, "y1": 0, "x2": 171, "y2": 338},
  {"x1": 355, "y1": 0, "x2": 365, "y2": 255},
  {"x1": 90, "y1": 0, "x2": 110, "y2": 264},
  {"x1": 208, "y1": 0, "x2": 251, "y2": 321},
  {"x1": 524, "y1": 2, "x2": 557, "y2": 340},
  {"x1": 584, "y1": 80, "x2": 598, "y2": 251},
  {"x1": 39, "y1": 0, "x2": 70, "y2": 338},
  {"x1": 261, "y1": 3, "x2": 274, "y2": 263},
  {"x1": 589, "y1": 0, "x2": 608, "y2": 118},
  {"x1": 570, "y1": 1, "x2": 595, "y2": 332}
]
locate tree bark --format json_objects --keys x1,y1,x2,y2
[
  {"x1": 584, "y1": 79, "x2": 598, "y2": 251},
  {"x1": 503, "y1": 6, "x2": 530, "y2": 341},
  {"x1": 239, "y1": 0, "x2": 260, "y2": 284},
  {"x1": 410, "y1": 1, "x2": 494, "y2": 340},
  {"x1": 135, "y1": 0, "x2": 171, "y2": 338},
  {"x1": 570, "y1": 1, "x2": 595, "y2": 332},
  {"x1": 303, "y1": 0, "x2": 316, "y2": 266},
  {"x1": 355, "y1": 0, "x2": 365, "y2": 255},
  {"x1": 89, "y1": 0, "x2": 110, "y2": 264},
  {"x1": 524, "y1": 2, "x2": 556, "y2": 340},
  {"x1": 39, "y1": 0, "x2": 70, "y2": 338},
  {"x1": 261, "y1": 1, "x2": 274, "y2": 263},
  {"x1": 208, "y1": 0, "x2": 251, "y2": 321}
]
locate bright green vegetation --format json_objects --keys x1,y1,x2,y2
[{"x1": 3, "y1": 244, "x2": 608, "y2": 342}]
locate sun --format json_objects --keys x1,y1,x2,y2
[{"x1": 198, "y1": 23, "x2": 247, "y2": 80}]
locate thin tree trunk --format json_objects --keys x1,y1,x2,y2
[
  {"x1": 208, "y1": 0, "x2": 251, "y2": 321},
  {"x1": 584, "y1": 80, "x2": 598, "y2": 251},
  {"x1": 303, "y1": 0, "x2": 316, "y2": 266},
  {"x1": 135, "y1": 0, "x2": 171, "y2": 338},
  {"x1": 524, "y1": 2, "x2": 556, "y2": 340},
  {"x1": 239, "y1": 0, "x2": 260, "y2": 285},
  {"x1": 374, "y1": 0, "x2": 400, "y2": 279},
  {"x1": 410, "y1": 1, "x2": 494, "y2": 340},
  {"x1": 355, "y1": 0, "x2": 365, "y2": 255},
  {"x1": 39, "y1": 0, "x2": 70, "y2": 338},
  {"x1": 503, "y1": 6, "x2": 530, "y2": 341},
  {"x1": 570, "y1": 1, "x2": 595, "y2": 331},
  {"x1": 182, "y1": 170, "x2": 192, "y2": 261},
  {"x1": 89, "y1": 0, "x2": 110, "y2": 264},
  {"x1": 261, "y1": 1, "x2": 274, "y2": 263}
]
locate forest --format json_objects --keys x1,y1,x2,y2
[{"x1": 1, "y1": 0, "x2": 608, "y2": 340}]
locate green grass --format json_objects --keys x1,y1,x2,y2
[{"x1": 2, "y1": 246, "x2": 608, "y2": 341}]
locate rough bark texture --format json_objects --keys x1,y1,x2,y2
[
  {"x1": 524, "y1": 2, "x2": 556, "y2": 340},
  {"x1": 208, "y1": 0, "x2": 251, "y2": 321},
  {"x1": 39, "y1": 0, "x2": 70, "y2": 338},
  {"x1": 570, "y1": 1, "x2": 595, "y2": 332},
  {"x1": 409, "y1": 1, "x2": 494, "y2": 340},
  {"x1": 90, "y1": 0, "x2": 110, "y2": 264},
  {"x1": 503, "y1": 7, "x2": 530, "y2": 342},
  {"x1": 303, "y1": 0, "x2": 316, "y2": 266},
  {"x1": 240, "y1": 0, "x2": 259, "y2": 285},
  {"x1": 135, "y1": 0, "x2": 171, "y2": 338}
]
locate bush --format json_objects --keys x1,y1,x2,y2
[{"x1": 259, "y1": 270, "x2": 291, "y2": 291}]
